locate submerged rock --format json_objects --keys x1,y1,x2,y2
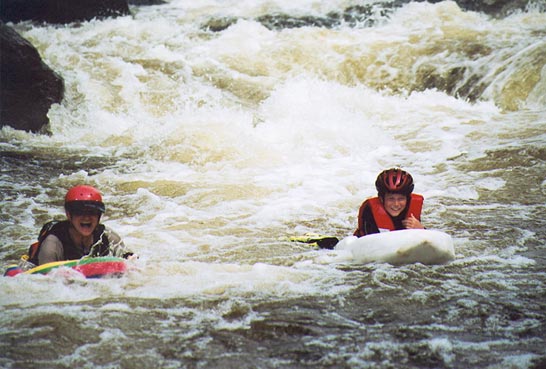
[
  {"x1": 128, "y1": 0, "x2": 166, "y2": 5},
  {"x1": 204, "y1": 0, "x2": 533, "y2": 33}
]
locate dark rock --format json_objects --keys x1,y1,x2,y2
[
  {"x1": 201, "y1": 17, "x2": 239, "y2": 32},
  {"x1": 383, "y1": 0, "x2": 532, "y2": 18},
  {"x1": 0, "y1": 0, "x2": 130, "y2": 24},
  {"x1": 450, "y1": 0, "x2": 531, "y2": 17},
  {"x1": 214, "y1": 0, "x2": 531, "y2": 33},
  {"x1": 0, "y1": 23, "x2": 64, "y2": 132},
  {"x1": 128, "y1": 0, "x2": 166, "y2": 5},
  {"x1": 256, "y1": 14, "x2": 336, "y2": 30},
  {"x1": 235, "y1": 0, "x2": 532, "y2": 33}
]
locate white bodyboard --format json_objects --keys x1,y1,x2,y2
[{"x1": 335, "y1": 229, "x2": 455, "y2": 265}]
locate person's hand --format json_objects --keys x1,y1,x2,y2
[
  {"x1": 402, "y1": 214, "x2": 424, "y2": 229},
  {"x1": 123, "y1": 253, "x2": 139, "y2": 261}
]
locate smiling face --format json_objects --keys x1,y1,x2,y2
[
  {"x1": 382, "y1": 193, "x2": 408, "y2": 217},
  {"x1": 66, "y1": 211, "x2": 100, "y2": 237}
]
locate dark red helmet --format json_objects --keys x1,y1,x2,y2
[
  {"x1": 375, "y1": 168, "x2": 414, "y2": 196},
  {"x1": 64, "y1": 185, "x2": 105, "y2": 214}
]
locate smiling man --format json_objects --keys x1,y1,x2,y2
[
  {"x1": 32, "y1": 185, "x2": 136, "y2": 266},
  {"x1": 354, "y1": 168, "x2": 424, "y2": 237}
]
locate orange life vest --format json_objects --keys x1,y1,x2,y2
[{"x1": 367, "y1": 194, "x2": 423, "y2": 232}]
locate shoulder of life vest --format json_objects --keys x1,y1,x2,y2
[
  {"x1": 367, "y1": 194, "x2": 423, "y2": 233},
  {"x1": 25, "y1": 220, "x2": 61, "y2": 264}
]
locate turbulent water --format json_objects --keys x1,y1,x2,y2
[{"x1": 1, "y1": 1, "x2": 545, "y2": 368}]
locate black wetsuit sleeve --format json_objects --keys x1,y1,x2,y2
[
  {"x1": 354, "y1": 202, "x2": 380, "y2": 237},
  {"x1": 392, "y1": 216, "x2": 406, "y2": 230}
]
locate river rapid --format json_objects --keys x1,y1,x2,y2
[{"x1": 1, "y1": 1, "x2": 545, "y2": 368}]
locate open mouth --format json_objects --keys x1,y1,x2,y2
[{"x1": 80, "y1": 222, "x2": 93, "y2": 230}]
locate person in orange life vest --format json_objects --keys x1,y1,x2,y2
[
  {"x1": 353, "y1": 168, "x2": 424, "y2": 237},
  {"x1": 35, "y1": 185, "x2": 137, "y2": 266}
]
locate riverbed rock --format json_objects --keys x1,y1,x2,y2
[
  {"x1": 128, "y1": 0, "x2": 166, "y2": 5},
  {"x1": 452, "y1": 0, "x2": 531, "y2": 17},
  {"x1": 0, "y1": 0, "x2": 130, "y2": 24},
  {"x1": 0, "y1": 23, "x2": 64, "y2": 132}
]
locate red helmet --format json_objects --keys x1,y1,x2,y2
[
  {"x1": 64, "y1": 185, "x2": 105, "y2": 214},
  {"x1": 375, "y1": 168, "x2": 414, "y2": 196}
]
